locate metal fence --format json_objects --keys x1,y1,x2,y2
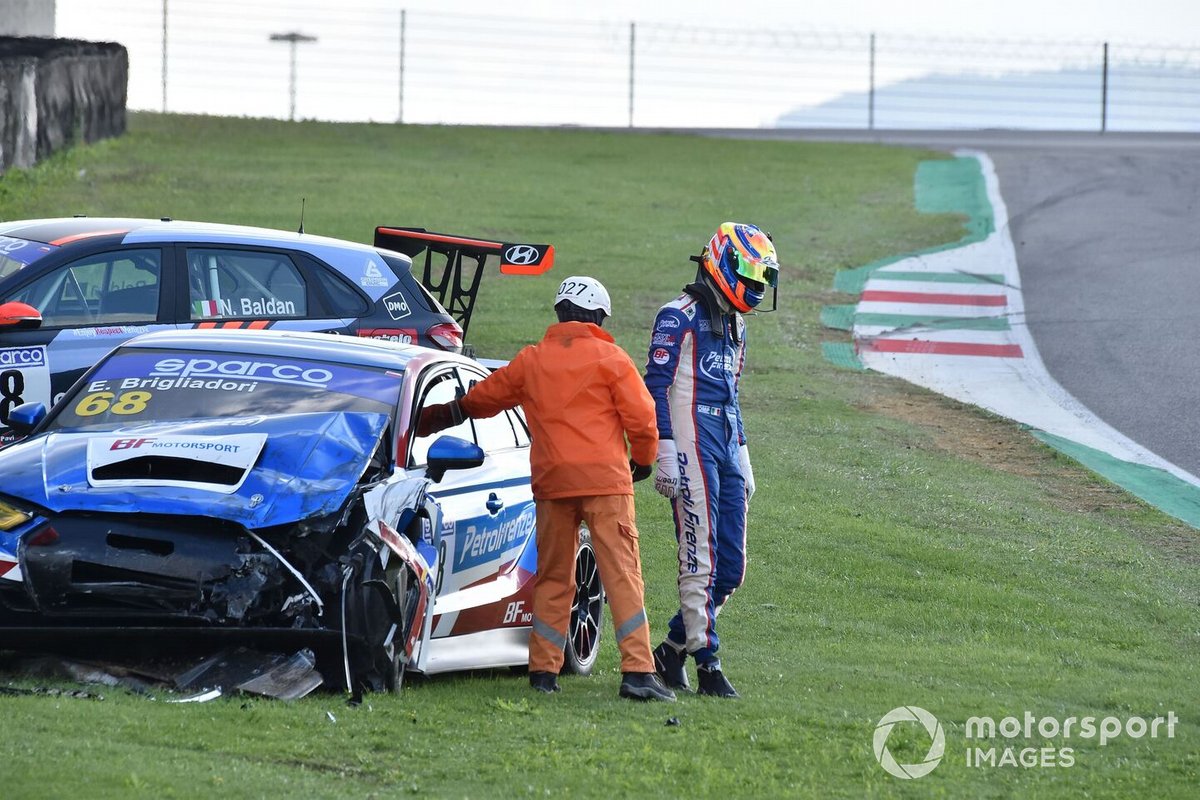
[{"x1": 56, "y1": 1, "x2": 1200, "y2": 131}]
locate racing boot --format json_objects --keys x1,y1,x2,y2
[
  {"x1": 529, "y1": 671, "x2": 560, "y2": 693},
  {"x1": 696, "y1": 662, "x2": 739, "y2": 699},
  {"x1": 653, "y1": 641, "x2": 691, "y2": 692},
  {"x1": 619, "y1": 672, "x2": 677, "y2": 702}
]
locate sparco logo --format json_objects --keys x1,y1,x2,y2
[
  {"x1": 0, "y1": 347, "x2": 45, "y2": 367},
  {"x1": 503, "y1": 245, "x2": 539, "y2": 265},
  {"x1": 874, "y1": 706, "x2": 945, "y2": 780}
]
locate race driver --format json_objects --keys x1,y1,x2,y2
[
  {"x1": 644, "y1": 222, "x2": 780, "y2": 699},
  {"x1": 417, "y1": 276, "x2": 675, "y2": 702}
]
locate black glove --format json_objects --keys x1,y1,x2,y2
[
  {"x1": 416, "y1": 400, "x2": 463, "y2": 438},
  {"x1": 630, "y1": 460, "x2": 653, "y2": 483}
]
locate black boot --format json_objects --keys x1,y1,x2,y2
[
  {"x1": 619, "y1": 672, "x2": 677, "y2": 702},
  {"x1": 696, "y1": 663, "x2": 739, "y2": 699},
  {"x1": 529, "y1": 671, "x2": 560, "y2": 693},
  {"x1": 653, "y1": 641, "x2": 691, "y2": 691}
]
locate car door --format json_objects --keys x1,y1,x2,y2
[
  {"x1": 0, "y1": 246, "x2": 176, "y2": 438},
  {"x1": 406, "y1": 364, "x2": 536, "y2": 673}
]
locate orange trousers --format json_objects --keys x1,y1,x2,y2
[{"x1": 528, "y1": 494, "x2": 654, "y2": 674}]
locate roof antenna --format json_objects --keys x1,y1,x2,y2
[{"x1": 297, "y1": 197, "x2": 306, "y2": 234}]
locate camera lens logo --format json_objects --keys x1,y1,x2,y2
[{"x1": 873, "y1": 706, "x2": 945, "y2": 779}]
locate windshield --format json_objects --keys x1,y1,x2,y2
[
  {"x1": 46, "y1": 347, "x2": 404, "y2": 431},
  {"x1": 0, "y1": 235, "x2": 58, "y2": 281}
]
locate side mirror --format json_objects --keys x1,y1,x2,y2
[
  {"x1": 0, "y1": 302, "x2": 42, "y2": 330},
  {"x1": 425, "y1": 435, "x2": 484, "y2": 483},
  {"x1": 6, "y1": 402, "x2": 46, "y2": 435}
]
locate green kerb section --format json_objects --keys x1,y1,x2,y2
[
  {"x1": 869, "y1": 270, "x2": 1006, "y2": 285},
  {"x1": 821, "y1": 342, "x2": 865, "y2": 371},
  {"x1": 1032, "y1": 431, "x2": 1200, "y2": 530},
  {"x1": 823, "y1": 155, "x2": 999, "y2": 370},
  {"x1": 822, "y1": 305, "x2": 1009, "y2": 333},
  {"x1": 853, "y1": 313, "x2": 1010, "y2": 331},
  {"x1": 831, "y1": 156, "x2": 994, "y2": 295},
  {"x1": 820, "y1": 305, "x2": 856, "y2": 331}
]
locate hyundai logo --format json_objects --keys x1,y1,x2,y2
[{"x1": 504, "y1": 245, "x2": 540, "y2": 265}]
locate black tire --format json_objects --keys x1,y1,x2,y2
[
  {"x1": 347, "y1": 549, "x2": 419, "y2": 694},
  {"x1": 562, "y1": 528, "x2": 604, "y2": 675},
  {"x1": 382, "y1": 566, "x2": 409, "y2": 692}
]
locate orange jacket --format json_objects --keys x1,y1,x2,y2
[{"x1": 461, "y1": 321, "x2": 658, "y2": 500}]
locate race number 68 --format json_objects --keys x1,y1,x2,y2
[{"x1": 75, "y1": 391, "x2": 152, "y2": 416}]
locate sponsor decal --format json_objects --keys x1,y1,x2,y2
[
  {"x1": 382, "y1": 290, "x2": 412, "y2": 321},
  {"x1": 696, "y1": 404, "x2": 722, "y2": 417},
  {"x1": 502, "y1": 600, "x2": 532, "y2": 625},
  {"x1": 0, "y1": 346, "x2": 50, "y2": 424},
  {"x1": 358, "y1": 328, "x2": 417, "y2": 345},
  {"x1": 0, "y1": 346, "x2": 45, "y2": 368},
  {"x1": 505, "y1": 245, "x2": 541, "y2": 265},
  {"x1": 699, "y1": 349, "x2": 735, "y2": 381},
  {"x1": 677, "y1": 451, "x2": 700, "y2": 574},
  {"x1": 455, "y1": 507, "x2": 535, "y2": 572},
  {"x1": 698, "y1": 319, "x2": 711, "y2": 332},
  {"x1": 0, "y1": 235, "x2": 31, "y2": 255},
  {"x1": 149, "y1": 357, "x2": 333, "y2": 389},
  {"x1": 651, "y1": 348, "x2": 671, "y2": 366},
  {"x1": 651, "y1": 332, "x2": 676, "y2": 347},
  {"x1": 682, "y1": 304, "x2": 696, "y2": 320},
  {"x1": 361, "y1": 259, "x2": 390, "y2": 288},
  {"x1": 656, "y1": 316, "x2": 680, "y2": 330},
  {"x1": 72, "y1": 325, "x2": 152, "y2": 338},
  {"x1": 86, "y1": 433, "x2": 268, "y2": 493},
  {"x1": 239, "y1": 297, "x2": 297, "y2": 316}
]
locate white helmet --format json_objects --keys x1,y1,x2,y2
[{"x1": 554, "y1": 276, "x2": 611, "y2": 317}]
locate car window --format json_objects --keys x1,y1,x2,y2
[
  {"x1": 409, "y1": 369, "x2": 472, "y2": 466},
  {"x1": 507, "y1": 408, "x2": 531, "y2": 447},
  {"x1": 4, "y1": 249, "x2": 162, "y2": 327},
  {"x1": 45, "y1": 347, "x2": 403, "y2": 430},
  {"x1": 187, "y1": 248, "x2": 307, "y2": 320},
  {"x1": 310, "y1": 264, "x2": 370, "y2": 316},
  {"x1": 462, "y1": 370, "x2": 520, "y2": 450}
]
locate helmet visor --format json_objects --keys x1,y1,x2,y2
[{"x1": 728, "y1": 248, "x2": 779, "y2": 288}]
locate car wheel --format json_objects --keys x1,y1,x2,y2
[
  {"x1": 563, "y1": 528, "x2": 603, "y2": 675},
  {"x1": 348, "y1": 549, "x2": 419, "y2": 694}
]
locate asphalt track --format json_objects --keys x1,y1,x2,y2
[{"x1": 700, "y1": 128, "x2": 1200, "y2": 479}]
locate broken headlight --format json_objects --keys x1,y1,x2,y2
[{"x1": 0, "y1": 498, "x2": 32, "y2": 531}]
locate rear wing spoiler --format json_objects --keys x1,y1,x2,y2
[{"x1": 374, "y1": 226, "x2": 555, "y2": 337}]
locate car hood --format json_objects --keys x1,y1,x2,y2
[{"x1": 0, "y1": 412, "x2": 390, "y2": 529}]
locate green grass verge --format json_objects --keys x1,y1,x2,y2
[{"x1": 0, "y1": 114, "x2": 1196, "y2": 798}]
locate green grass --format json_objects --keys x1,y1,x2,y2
[{"x1": 1, "y1": 114, "x2": 1196, "y2": 798}]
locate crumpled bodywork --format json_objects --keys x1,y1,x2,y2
[{"x1": 0, "y1": 411, "x2": 389, "y2": 528}]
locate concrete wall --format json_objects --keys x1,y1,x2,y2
[
  {"x1": 0, "y1": 37, "x2": 127, "y2": 173},
  {"x1": 0, "y1": 0, "x2": 56, "y2": 37}
]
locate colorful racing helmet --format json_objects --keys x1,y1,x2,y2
[{"x1": 700, "y1": 222, "x2": 780, "y2": 312}]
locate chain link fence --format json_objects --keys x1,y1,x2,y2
[{"x1": 56, "y1": 0, "x2": 1200, "y2": 131}]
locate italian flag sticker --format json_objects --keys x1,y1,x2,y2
[{"x1": 192, "y1": 300, "x2": 222, "y2": 318}]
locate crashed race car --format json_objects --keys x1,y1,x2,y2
[{"x1": 0, "y1": 328, "x2": 603, "y2": 694}]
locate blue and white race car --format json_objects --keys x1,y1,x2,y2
[
  {"x1": 0, "y1": 328, "x2": 601, "y2": 693},
  {"x1": 0, "y1": 217, "x2": 554, "y2": 444}
]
